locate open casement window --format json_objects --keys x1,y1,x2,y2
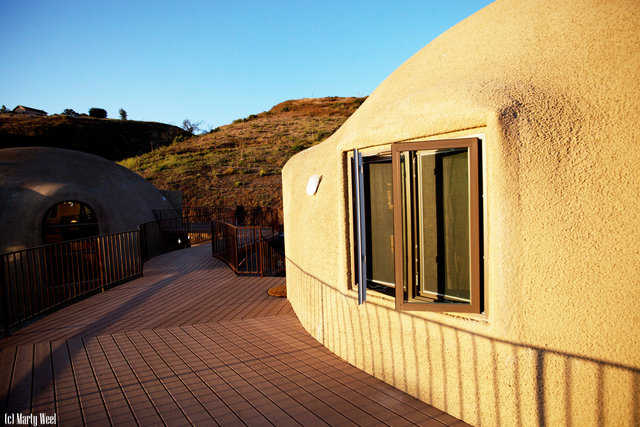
[
  {"x1": 352, "y1": 149, "x2": 395, "y2": 303},
  {"x1": 353, "y1": 138, "x2": 482, "y2": 313},
  {"x1": 393, "y1": 138, "x2": 482, "y2": 312}
]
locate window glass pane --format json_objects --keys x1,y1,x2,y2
[
  {"x1": 418, "y1": 149, "x2": 470, "y2": 303},
  {"x1": 43, "y1": 201, "x2": 99, "y2": 243},
  {"x1": 400, "y1": 153, "x2": 410, "y2": 296},
  {"x1": 419, "y1": 153, "x2": 438, "y2": 296},
  {"x1": 363, "y1": 160, "x2": 395, "y2": 290},
  {"x1": 442, "y1": 150, "x2": 470, "y2": 301}
]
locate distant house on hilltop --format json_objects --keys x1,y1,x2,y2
[{"x1": 13, "y1": 105, "x2": 47, "y2": 116}]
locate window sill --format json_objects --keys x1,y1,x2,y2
[
  {"x1": 348, "y1": 287, "x2": 489, "y2": 324},
  {"x1": 348, "y1": 286, "x2": 396, "y2": 307},
  {"x1": 443, "y1": 311, "x2": 489, "y2": 324}
]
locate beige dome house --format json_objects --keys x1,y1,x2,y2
[{"x1": 282, "y1": 0, "x2": 640, "y2": 425}]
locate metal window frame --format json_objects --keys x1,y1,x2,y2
[
  {"x1": 392, "y1": 138, "x2": 482, "y2": 313},
  {"x1": 353, "y1": 149, "x2": 367, "y2": 304}
]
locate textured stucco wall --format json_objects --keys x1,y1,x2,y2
[
  {"x1": 282, "y1": 0, "x2": 640, "y2": 425},
  {"x1": 0, "y1": 147, "x2": 175, "y2": 254}
]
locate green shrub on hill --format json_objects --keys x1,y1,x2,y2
[{"x1": 89, "y1": 108, "x2": 107, "y2": 118}]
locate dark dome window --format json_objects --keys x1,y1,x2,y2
[{"x1": 43, "y1": 201, "x2": 99, "y2": 243}]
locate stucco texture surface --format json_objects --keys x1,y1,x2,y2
[
  {"x1": 0, "y1": 147, "x2": 175, "y2": 253},
  {"x1": 282, "y1": 0, "x2": 640, "y2": 425}
]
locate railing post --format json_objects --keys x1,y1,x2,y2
[
  {"x1": 137, "y1": 227, "x2": 144, "y2": 277},
  {"x1": 234, "y1": 226, "x2": 239, "y2": 272},
  {"x1": 98, "y1": 235, "x2": 105, "y2": 292},
  {"x1": 258, "y1": 227, "x2": 263, "y2": 276},
  {"x1": 0, "y1": 255, "x2": 11, "y2": 336}
]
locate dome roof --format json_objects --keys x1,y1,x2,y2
[
  {"x1": 0, "y1": 147, "x2": 175, "y2": 253},
  {"x1": 324, "y1": 0, "x2": 639, "y2": 150}
]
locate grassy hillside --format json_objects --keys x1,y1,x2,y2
[
  {"x1": 0, "y1": 114, "x2": 189, "y2": 161},
  {"x1": 119, "y1": 96, "x2": 366, "y2": 209}
]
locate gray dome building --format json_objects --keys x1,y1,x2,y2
[{"x1": 0, "y1": 147, "x2": 176, "y2": 254}]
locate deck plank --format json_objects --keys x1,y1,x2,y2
[
  {"x1": 142, "y1": 328, "x2": 243, "y2": 426},
  {"x1": 197, "y1": 323, "x2": 367, "y2": 426},
  {"x1": 190, "y1": 324, "x2": 340, "y2": 426},
  {"x1": 166, "y1": 327, "x2": 274, "y2": 426},
  {"x1": 165, "y1": 326, "x2": 301, "y2": 426},
  {"x1": 96, "y1": 335, "x2": 163, "y2": 425},
  {"x1": 0, "y1": 346, "x2": 16, "y2": 413},
  {"x1": 31, "y1": 342, "x2": 55, "y2": 417},
  {"x1": 82, "y1": 336, "x2": 137, "y2": 426},
  {"x1": 51, "y1": 340, "x2": 83, "y2": 426},
  {"x1": 66, "y1": 336, "x2": 111, "y2": 426},
  {"x1": 125, "y1": 330, "x2": 213, "y2": 425},
  {"x1": 6, "y1": 345, "x2": 33, "y2": 414},
  {"x1": 111, "y1": 333, "x2": 190, "y2": 426}
]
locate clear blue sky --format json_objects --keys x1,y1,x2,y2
[{"x1": 1, "y1": 1, "x2": 493, "y2": 130}]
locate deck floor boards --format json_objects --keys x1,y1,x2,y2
[{"x1": 0, "y1": 243, "x2": 468, "y2": 426}]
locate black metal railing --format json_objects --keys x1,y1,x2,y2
[
  {"x1": 211, "y1": 220, "x2": 284, "y2": 276},
  {"x1": 0, "y1": 206, "x2": 284, "y2": 335},
  {"x1": 0, "y1": 230, "x2": 142, "y2": 335}
]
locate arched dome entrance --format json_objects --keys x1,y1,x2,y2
[{"x1": 42, "y1": 201, "x2": 99, "y2": 243}]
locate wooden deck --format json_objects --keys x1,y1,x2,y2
[{"x1": 0, "y1": 244, "x2": 468, "y2": 426}]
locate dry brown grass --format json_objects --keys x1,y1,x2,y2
[{"x1": 118, "y1": 96, "x2": 366, "y2": 209}]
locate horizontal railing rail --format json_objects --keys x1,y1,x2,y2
[
  {"x1": 211, "y1": 220, "x2": 284, "y2": 277},
  {"x1": 0, "y1": 230, "x2": 142, "y2": 335}
]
